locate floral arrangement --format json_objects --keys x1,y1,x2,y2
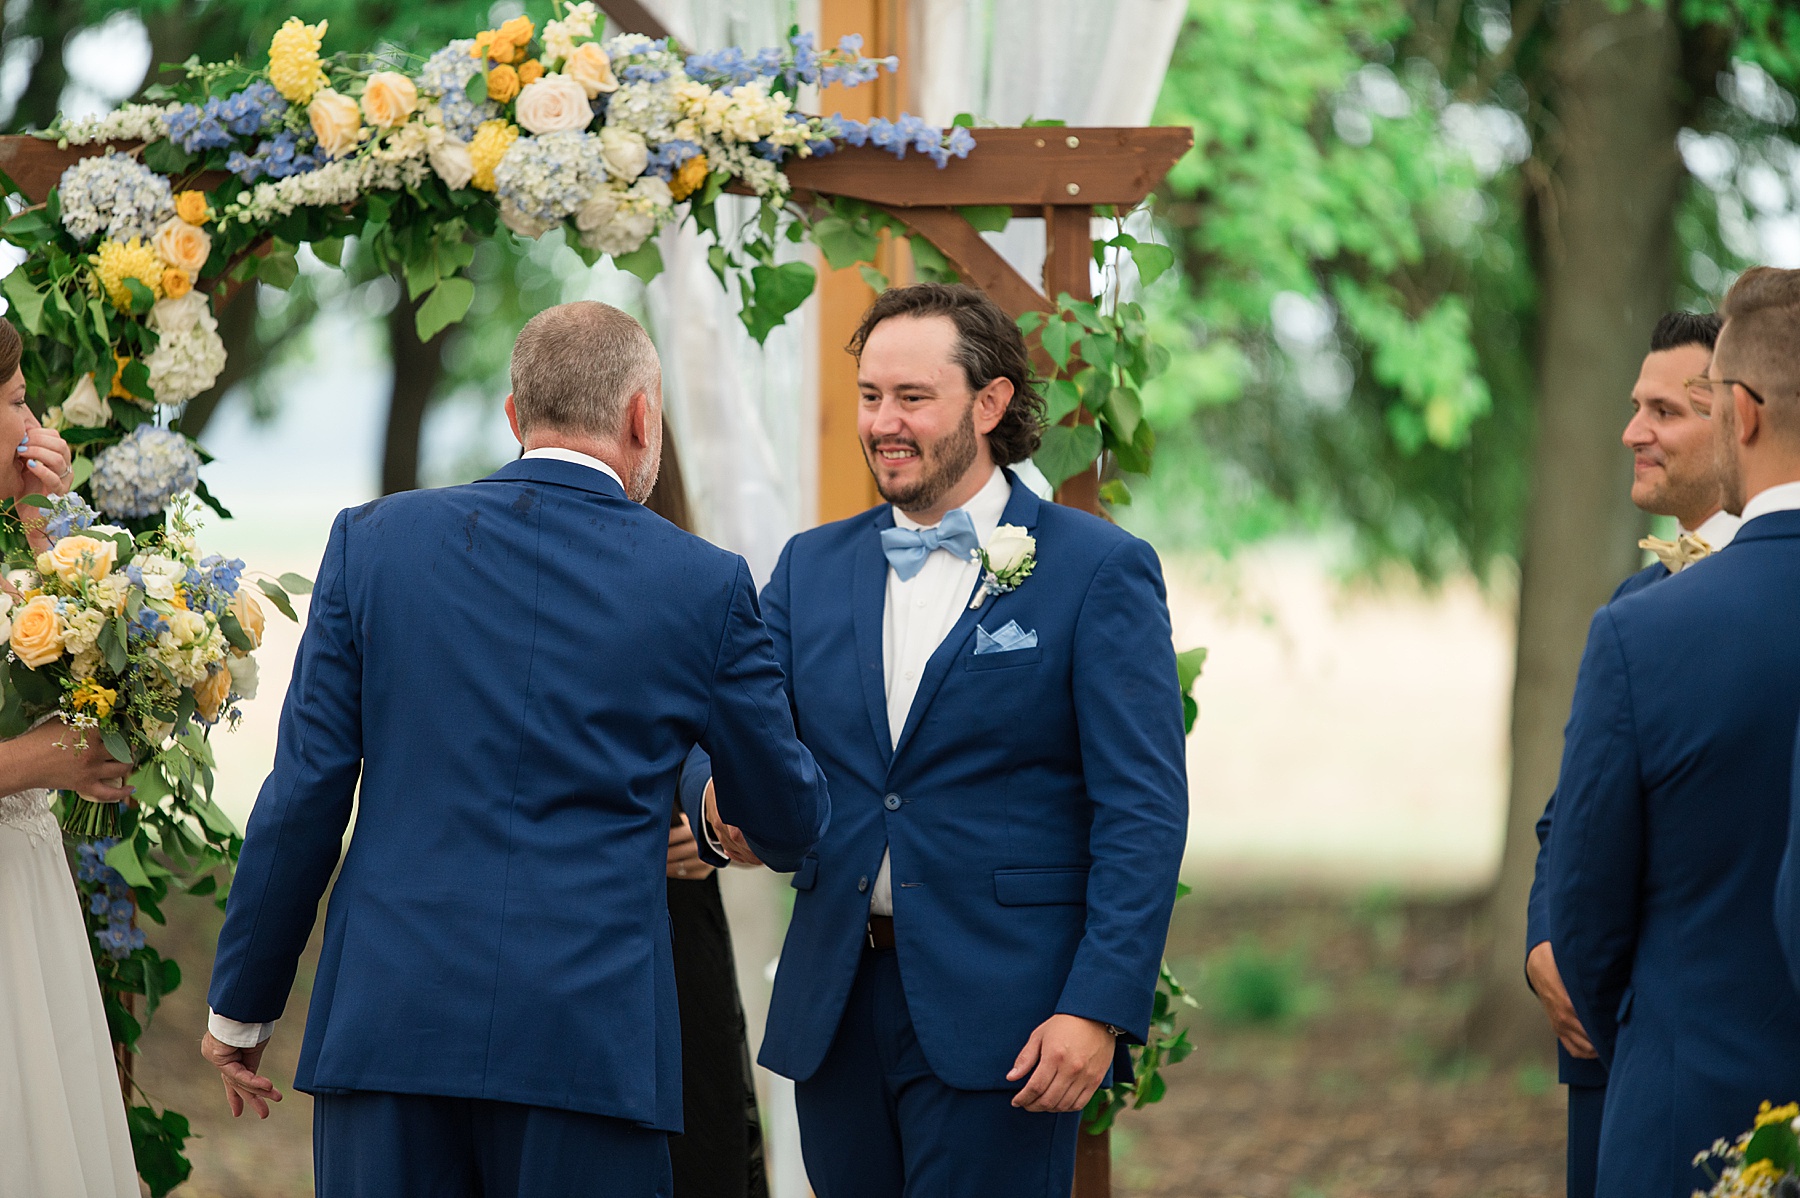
[
  {"x1": 0, "y1": 492, "x2": 302, "y2": 839},
  {"x1": 1696, "y1": 1101, "x2": 1800, "y2": 1196},
  {"x1": 0, "y1": 8, "x2": 972, "y2": 513}
]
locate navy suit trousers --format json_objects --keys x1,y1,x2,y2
[
  {"x1": 312, "y1": 1092, "x2": 671, "y2": 1198},
  {"x1": 794, "y1": 947, "x2": 1080, "y2": 1198},
  {"x1": 1567, "y1": 1083, "x2": 1604, "y2": 1198}
]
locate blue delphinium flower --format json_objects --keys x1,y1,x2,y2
[
  {"x1": 164, "y1": 102, "x2": 234, "y2": 153},
  {"x1": 78, "y1": 840, "x2": 144, "y2": 959},
  {"x1": 89, "y1": 891, "x2": 110, "y2": 915},
  {"x1": 41, "y1": 492, "x2": 98, "y2": 542},
  {"x1": 216, "y1": 81, "x2": 286, "y2": 137},
  {"x1": 644, "y1": 139, "x2": 703, "y2": 181}
]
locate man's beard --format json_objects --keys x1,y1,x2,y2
[
  {"x1": 1715, "y1": 405, "x2": 1747, "y2": 515},
  {"x1": 1636, "y1": 461, "x2": 1721, "y2": 524},
  {"x1": 628, "y1": 430, "x2": 662, "y2": 504},
  {"x1": 865, "y1": 400, "x2": 979, "y2": 513}
]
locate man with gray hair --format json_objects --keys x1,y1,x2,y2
[
  {"x1": 1548, "y1": 267, "x2": 1800, "y2": 1197},
  {"x1": 200, "y1": 301, "x2": 831, "y2": 1197}
]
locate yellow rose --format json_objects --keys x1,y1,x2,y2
[
  {"x1": 563, "y1": 42, "x2": 618, "y2": 98},
  {"x1": 497, "y1": 15, "x2": 535, "y2": 50},
  {"x1": 194, "y1": 665, "x2": 232, "y2": 723},
  {"x1": 518, "y1": 58, "x2": 545, "y2": 86},
  {"x1": 308, "y1": 88, "x2": 365, "y2": 158},
  {"x1": 175, "y1": 190, "x2": 211, "y2": 225},
  {"x1": 229, "y1": 589, "x2": 265, "y2": 650},
  {"x1": 41, "y1": 535, "x2": 117, "y2": 585},
  {"x1": 487, "y1": 64, "x2": 521, "y2": 104},
  {"x1": 152, "y1": 217, "x2": 211, "y2": 277},
  {"x1": 161, "y1": 266, "x2": 192, "y2": 298},
  {"x1": 360, "y1": 71, "x2": 419, "y2": 129},
  {"x1": 11, "y1": 595, "x2": 63, "y2": 668},
  {"x1": 670, "y1": 153, "x2": 709, "y2": 201}
]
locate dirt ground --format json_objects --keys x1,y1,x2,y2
[{"x1": 128, "y1": 890, "x2": 1565, "y2": 1197}]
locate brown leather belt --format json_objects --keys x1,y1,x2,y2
[{"x1": 866, "y1": 914, "x2": 896, "y2": 950}]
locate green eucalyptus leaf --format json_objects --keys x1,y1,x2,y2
[
  {"x1": 256, "y1": 577, "x2": 299, "y2": 621},
  {"x1": 277, "y1": 572, "x2": 314, "y2": 595}
]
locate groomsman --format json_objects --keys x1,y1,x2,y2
[
  {"x1": 689, "y1": 283, "x2": 1189, "y2": 1195},
  {"x1": 1523, "y1": 311, "x2": 1736, "y2": 1198},
  {"x1": 1547, "y1": 267, "x2": 1800, "y2": 1198}
]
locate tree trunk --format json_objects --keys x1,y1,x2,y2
[
  {"x1": 178, "y1": 280, "x2": 260, "y2": 439},
  {"x1": 1465, "y1": 0, "x2": 1686, "y2": 1061},
  {"x1": 381, "y1": 282, "x2": 449, "y2": 495}
]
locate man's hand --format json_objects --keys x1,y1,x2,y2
[
  {"x1": 666, "y1": 815, "x2": 716, "y2": 881},
  {"x1": 1526, "y1": 941, "x2": 1597, "y2": 1059},
  {"x1": 703, "y1": 779, "x2": 763, "y2": 867},
  {"x1": 200, "y1": 1030, "x2": 283, "y2": 1118},
  {"x1": 1006, "y1": 1014, "x2": 1116, "y2": 1113}
]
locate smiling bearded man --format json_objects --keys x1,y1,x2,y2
[{"x1": 678, "y1": 283, "x2": 1189, "y2": 1196}]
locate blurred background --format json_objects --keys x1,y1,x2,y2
[{"x1": 13, "y1": 0, "x2": 1800, "y2": 1193}]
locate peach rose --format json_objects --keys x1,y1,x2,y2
[
  {"x1": 563, "y1": 42, "x2": 618, "y2": 98},
  {"x1": 361, "y1": 71, "x2": 418, "y2": 129},
  {"x1": 229, "y1": 589, "x2": 265, "y2": 650},
  {"x1": 308, "y1": 88, "x2": 365, "y2": 158},
  {"x1": 39, "y1": 535, "x2": 116, "y2": 585},
  {"x1": 152, "y1": 217, "x2": 210, "y2": 277},
  {"x1": 194, "y1": 665, "x2": 232, "y2": 723},
  {"x1": 514, "y1": 73, "x2": 592, "y2": 135},
  {"x1": 10, "y1": 595, "x2": 63, "y2": 668}
]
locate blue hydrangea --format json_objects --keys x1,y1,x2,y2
[
  {"x1": 57, "y1": 151, "x2": 175, "y2": 243},
  {"x1": 494, "y1": 131, "x2": 608, "y2": 222},
  {"x1": 41, "y1": 492, "x2": 98, "y2": 542},
  {"x1": 227, "y1": 130, "x2": 325, "y2": 184},
  {"x1": 644, "y1": 138, "x2": 703, "y2": 180},
  {"x1": 90, "y1": 425, "x2": 201, "y2": 520},
  {"x1": 418, "y1": 41, "x2": 496, "y2": 142}
]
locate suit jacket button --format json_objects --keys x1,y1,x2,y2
[
  {"x1": 857, "y1": 876, "x2": 869, "y2": 893},
  {"x1": 884, "y1": 793, "x2": 902, "y2": 811}
]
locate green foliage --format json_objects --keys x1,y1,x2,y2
[
  {"x1": 1202, "y1": 936, "x2": 1317, "y2": 1025},
  {"x1": 1176, "y1": 646, "x2": 1207, "y2": 733},
  {"x1": 125, "y1": 1102, "x2": 192, "y2": 1198},
  {"x1": 1082, "y1": 955, "x2": 1201, "y2": 1134}
]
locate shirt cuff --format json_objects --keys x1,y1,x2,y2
[
  {"x1": 209, "y1": 1008, "x2": 275, "y2": 1048},
  {"x1": 701, "y1": 809, "x2": 729, "y2": 857}
]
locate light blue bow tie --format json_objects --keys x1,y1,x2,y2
[{"x1": 880, "y1": 508, "x2": 980, "y2": 581}]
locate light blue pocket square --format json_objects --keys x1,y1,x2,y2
[{"x1": 973, "y1": 620, "x2": 1039, "y2": 655}]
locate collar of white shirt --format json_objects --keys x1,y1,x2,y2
[
  {"x1": 521, "y1": 446, "x2": 625, "y2": 490},
  {"x1": 890, "y1": 465, "x2": 1012, "y2": 542},
  {"x1": 1684, "y1": 508, "x2": 1742, "y2": 550},
  {"x1": 1738, "y1": 480, "x2": 1800, "y2": 526}
]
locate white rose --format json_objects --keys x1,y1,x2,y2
[
  {"x1": 629, "y1": 175, "x2": 672, "y2": 209},
  {"x1": 513, "y1": 75, "x2": 594, "y2": 136},
  {"x1": 147, "y1": 291, "x2": 215, "y2": 338},
  {"x1": 62, "y1": 373, "x2": 111, "y2": 428},
  {"x1": 426, "y1": 130, "x2": 475, "y2": 190},
  {"x1": 563, "y1": 41, "x2": 619, "y2": 97},
  {"x1": 983, "y1": 525, "x2": 1036, "y2": 574},
  {"x1": 600, "y1": 126, "x2": 648, "y2": 181},
  {"x1": 574, "y1": 186, "x2": 656, "y2": 257},
  {"x1": 226, "y1": 652, "x2": 259, "y2": 701},
  {"x1": 168, "y1": 609, "x2": 209, "y2": 647},
  {"x1": 0, "y1": 592, "x2": 14, "y2": 644},
  {"x1": 142, "y1": 718, "x2": 174, "y2": 744},
  {"x1": 499, "y1": 197, "x2": 558, "y2": 240}
]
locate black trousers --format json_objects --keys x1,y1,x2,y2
[{"x1": 667, "y1": 870, "x2": 768, "y2": 1198}]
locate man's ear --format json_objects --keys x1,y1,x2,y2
[
  {"x1": 973, "y1": 377, "x2": 1013, "y2": 437},
  {"x1": 628, "y1": 391, "x2": 652, "y2": 448},
  {"x1": 505, "y1": 394, "x2": 524, "y2": 446},
  {"x1": 1736, "y1": 383, "x2": 1762, "y2": 446}
]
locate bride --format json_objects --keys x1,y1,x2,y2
[{"x1": 0, "y1": 314, "x2": 142, "y2": 1197}]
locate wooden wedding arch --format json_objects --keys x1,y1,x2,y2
[{"x1": 0, "y1": 2, "x2": 1190, "y2": 1193}]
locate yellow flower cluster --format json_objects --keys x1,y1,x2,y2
[
  {"x1": 108, "y1": 352, "x2": 134, "y2": 400},
  {"x1": 472, "y1": 16, "x2": 534, "y2": 65},
  {"x1": 1755, "y1": 1101, "x2": 1799, "y2": 1129},
  {"x1": 468, "y1": 120, "x2": 520, "y2": 192},
  {"x1": 70, "y1": 679, "x2": 118, "y2": 720},
  {"x1": 671, "y1": 154, "x2": 709, "y2": 202},
  {"x1": 92, "y1": 238, "x2": 165, "y2": 311},
  {"x1": 269, "y1": 17, "x2": 329, "y2": 104}
]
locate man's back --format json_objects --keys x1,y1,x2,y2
[
  {"x1": 1549, "y1": 510, "x2": 1800, "y2": 1195},
  {"x1": 210, "y1": 456, "x2": 827, "y2": 1132}
]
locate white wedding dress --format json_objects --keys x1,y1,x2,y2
[{"x1": 0, "y1": 788, "x2": 139, "y2": 1197}]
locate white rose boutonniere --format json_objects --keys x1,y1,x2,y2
[{"x1": 969, "y1": 524, "x2": 1036, "y2": 609}]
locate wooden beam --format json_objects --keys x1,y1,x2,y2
[
  {"x1": 785, "y1": 126, "x2": 1193, "y2": 209},
  {"x1": 596, "y1": 1, "x2": 676, "y2": 43},
  {"x1": 875, "y1": 205, "x2": 1049, "y2": 317}
]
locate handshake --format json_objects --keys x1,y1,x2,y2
[{"x1": 701, "y1": 779, "x2": 763, "y2": 867}]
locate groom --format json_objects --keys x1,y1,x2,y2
[
  {"x1": 201, "y1": 302, "x2": 830, "y2": 1197},
  {"x1": 692, "y1": 283, "x2": 1188, "y2": 1195}
]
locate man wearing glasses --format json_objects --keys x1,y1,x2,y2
[
  {"x1": 1547, "y1": 267, "x2": 1800, "y2": 1198},
  {"x1": 1525, "y1": 311, "x2": 1737, "y2": 1198}
]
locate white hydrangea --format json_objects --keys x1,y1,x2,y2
[
  {"x1": 60, "y1": 607, "x2": 107, "y2": 656},
  {"x1": 575, "y1": 175, "x2": 674, "y2": 256},
  {"x1": 48, "y1": 103, "x2": 180, "y2": 147},
  {"x1": 604, "y1": 79, "x2": 687, "y2": 143},
  {"x1": 493, "y1": 131, "x2": 608, "y2": 223},
  {"x1": 145, "y1": 293, "x2": 228, "y2": 406},
  {"x1": 57, "y1": 151, "x2": 176, "y2": 243}
]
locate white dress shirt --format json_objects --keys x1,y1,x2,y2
[
  {"x1": 869, "y1": 467, "x2": 1012, "y2": 916},
  {"x1": 1686, "y1": 508, "x2": 1742, "y2": 550},
  {"x1": 208, "y1": 446, "x2": 627, "y2": 1050},
  {"x1": 1739, "y1": 480, "x2": 1800, "y2": 525}
]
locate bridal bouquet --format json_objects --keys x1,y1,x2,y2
[
  {"x1": 1694, "y1": 1101, "x2": 1800, "y2": 1196},
  {"x1": 0, "y1": 492, "x2": 303, "y2": 838}
]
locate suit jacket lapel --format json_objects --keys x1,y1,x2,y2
[
  {"x1": 891, "y1": 475, "x2": 1041, "y2": 762},
  {"x1": 854, "y1": 510, "x2": 895, "y2": 764}
]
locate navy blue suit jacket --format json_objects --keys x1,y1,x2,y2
[
  {"x1": 207, "y1": 458, "x2": 829, "y2": 1131},
  {"x1": 1525, "y1": 560, "x2": 1665, "y2": 1089},
  {"x1": 1547, "y1": 512, "x2": 1800, "y2": 1197},
  {"x1": 698, "y1": 474, "x2": 1188, "y2": 1090}
]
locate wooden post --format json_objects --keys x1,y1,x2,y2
[{"x1": 1043, "y1": 205, "x2": 1101, "y2": 518}]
